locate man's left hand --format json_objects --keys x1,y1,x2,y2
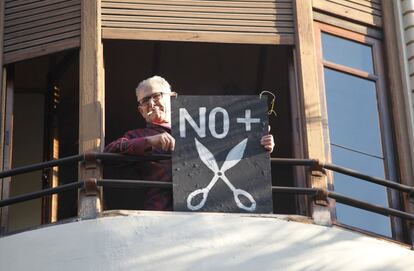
[{"x1": 260, "y1": 134, "x2": 274, "y2": 153}]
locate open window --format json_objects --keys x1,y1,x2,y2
[
  {"x1": 103, "y1": 40, "x2": 300, "y2": 214},
  {"x1": 1, "y1": 50, "x2": 79, "y2": 233}
]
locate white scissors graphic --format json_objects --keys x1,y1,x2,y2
[{"x1": 187, "y1": 138, "x2": 257, "y2": 212}]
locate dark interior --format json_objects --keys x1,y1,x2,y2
[
  {"x1": 104, "y1": 40, "x2": 296, "y2": 214},
  {"x1": 5, "y1": 38, "x2": 298, "y2": 230},
  {"x1": 9, "y1": 50, "x2": 79, "y2": 230}
]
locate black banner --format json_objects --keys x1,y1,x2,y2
[{"x1": 172, "y1": 95, "x2": 273, "y2": 213}]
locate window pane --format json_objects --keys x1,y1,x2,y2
[
  {"x1": 331, "y1": 146, "x2": 391, "y2": 237},
  {"x1": 322, "y1": 32, "x2": 374, "y2": 74},
  {"x1": 325, "y1": 68, "x2": 383, "y2": 158},
  {"x1": 336, "y1": 203, "x2": 391, "y2": 237}
]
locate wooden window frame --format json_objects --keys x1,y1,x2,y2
[
  {"x1": 0, "y1": 67, "x2": 13, "y2": 234},
  {"x1": 314, "y1": 22, "x2": 404, "y2": 241}
]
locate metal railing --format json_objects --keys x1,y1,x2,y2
[
  {"x1": 0, "y1": 153, "x2": 413, "y2": 222},
  {"x1": 270, "y1": 158, "x2": 414, "y2": 194}
]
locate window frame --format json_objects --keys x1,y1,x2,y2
[{"x1": 314, "y1": 22, "x2": 403, "y2": 240}]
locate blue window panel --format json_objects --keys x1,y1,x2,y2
[
  {"x1": 332, "y1": 145, "x2": 391, "y2": 237},
  {"x1": 325, "y1": 68, "x2": 383, "y2": 158},
  {"x1": 322, "y1": 32, "x2": 374, "y2": 74},
  {"x1": 336, "y1": 203, "x2": 391, "y2": 237}
]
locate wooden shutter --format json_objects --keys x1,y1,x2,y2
[
  {"x1": 102, "y1": 0, "x2": 294, "y2": 45},
  {"x1": 313, "y1": 0, "x2": 382, "y2": 28},
  {"x1": 3, "y1": 0, "x2": 81, "y2": 64}
]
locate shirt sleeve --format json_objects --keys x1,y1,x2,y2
[{"x1": 104, "y1": 131, "x2": 148, "y2": 155}]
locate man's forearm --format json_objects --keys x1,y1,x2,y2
[{"x1": 104, "y1": 137, "x2": 148, "y2": 155}]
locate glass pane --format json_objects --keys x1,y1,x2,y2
[
  {"x1": 332, "y1": 146, "x2": 391, "y2": 237},
  {"x1": 322, "y1": 32, "x2": 374, "y2": 74},
  {"x1": 336, "y1": 203, "x2": 391, "y2": 237},
  {"x1": 325, "y1": 68, "x2": 383, "y2": 158}
]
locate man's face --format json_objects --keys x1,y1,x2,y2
[{"x1": 137, "y1": 86, "x2": 171, "y2": 124}]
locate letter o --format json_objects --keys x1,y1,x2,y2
[{"x1": 209, "y1": 107, "x2": 229, "y2": 139}]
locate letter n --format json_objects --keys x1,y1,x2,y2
[{"x1": 179, "y1": 108, "x2": 206, "y2": 138}]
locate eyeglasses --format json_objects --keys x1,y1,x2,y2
[{"x1": 138, "y1": 91, "x2": 177, "y2": 106}]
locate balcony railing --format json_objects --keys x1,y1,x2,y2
[{"x1": 0, "y1": 153, "x2": 413, "y2": 222}]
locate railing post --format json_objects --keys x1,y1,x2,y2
[
  {"x1": 79, "y1": 0, "x2": 104, "y2": 219},
  {"x1": 310, "y1": 162, "x2": 331, "y2": 225},
  {"x1": 293, "y1": 0, "x2": 332, "y2": 226}
]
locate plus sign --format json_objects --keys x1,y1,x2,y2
[{"x1": 237, "y1": 110, "x2": 260, "y2": 131}]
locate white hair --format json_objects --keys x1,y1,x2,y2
[{"x1": 135, "y1": 75, "x2": 171, "y2": 99}]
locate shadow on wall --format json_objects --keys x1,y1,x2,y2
[{"x1": 1, "y1": 212, "x2": 412, "y2": 270}]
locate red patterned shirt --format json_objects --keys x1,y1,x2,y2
[{"x1": 104, "y1": 123, "x2": 172, "y2": 211}]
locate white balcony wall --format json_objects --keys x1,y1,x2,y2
[{"x1": 0, "y1": 211, "x2": 413, "y2": 271}]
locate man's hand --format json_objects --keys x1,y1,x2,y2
[
  {"x1": 146, "y1": 132, "x2": 175, "y2": 151},
  {"x1": 260, "y1": 134, "x2": 274, "y2": 153}
]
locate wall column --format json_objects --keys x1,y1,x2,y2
[
  {"x1": 293, "y1": 0, "x2": 331, "y2": 225},
  {"x1": 388, "y1": 0, "x2": 414, "y2": 244},
  {"x1": 0, "y1": 0, "x2": 7, "y2": 233},
  {"x1": 79, "y1": 0, "x2": 104, "y2": 218}
]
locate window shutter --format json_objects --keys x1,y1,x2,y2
[
  {"x1": 313, "y1": 0, "x2": 382, "y2": 28},
  {"x1": 102, "y1": 0, "x2": 294, "y2": 45},
  {"x1": 4, "y1": 0, "x2": 81, "y2": 64}
]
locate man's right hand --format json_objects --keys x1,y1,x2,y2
[{"x1": 145, "y1": 132, "x2": 175, "y2": 151}]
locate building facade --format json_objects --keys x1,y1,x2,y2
[{"x1": 0, "y1": 1, "x2": 414, "y2": 267}]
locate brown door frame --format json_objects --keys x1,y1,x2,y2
[{"x1": 0, "y1": 66, "x2": 14, "y2": 234}]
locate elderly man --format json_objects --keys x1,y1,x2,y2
[{"x1": 105, "y1": 75, "x2": 274, "y2": 211}]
